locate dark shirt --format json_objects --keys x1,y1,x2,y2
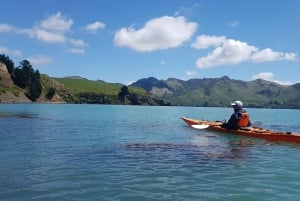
[{"x1": 222, "y1": 108, "x2": 250, "y2": 129}]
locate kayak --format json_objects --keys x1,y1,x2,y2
[{"x1": 181, "y1": 116, "x2": 300, "y2": 144}]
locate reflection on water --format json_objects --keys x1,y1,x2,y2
[
  {"x1": 0, "y1": 111, "x2": 37, "y2": 118},
  {"x1": 123, "y1": 136, "x2": 266, "y2": 161},
  {"x1": 269, "y1": 124, "x2": 300, "y2": 133}
]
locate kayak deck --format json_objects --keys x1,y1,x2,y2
[{"x1": 181, "y1": 116, "x2": 300, "y2": 144}]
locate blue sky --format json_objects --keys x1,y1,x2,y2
[{"x1": 0, "y1": 0, "x2": 299, "y2": 85}]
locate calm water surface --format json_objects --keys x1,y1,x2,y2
[{"x1": 1, "y1": 104, "x2": 300, "y2": 201}]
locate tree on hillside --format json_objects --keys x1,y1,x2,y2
[
  {"x1": 0, "y1": 54, "x2": 15, "y2": 74},
  {"x1": 13, "y1": 60, "x2": 34, "y2": 88},
  {"x1": 118, "y1": 85, "x2": 129, "y2": 103},
  {"x1": 12, "y1": 60, "x2": 42, "y2": 101},
  {"x1": 28, "y1": 70, "x2": 42, "y2": 101},
  {"x1": 46, "y1": 88, "x2": 56, "y2": 100}
]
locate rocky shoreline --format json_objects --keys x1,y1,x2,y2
[
  {"x1": 0, "y1": 91, "x2": 66, "y2": 104},
  {"x1": 0, "y1": 91, "x2": 30, "y2": 104}
]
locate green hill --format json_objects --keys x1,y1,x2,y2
[
  {"x1": 42, "y1": 75, "x2": 168, "y2": 105},
  {"x1": 131, "y1": 76, "x2": 300, "y2": 108},
  {"x1": 53, "y1": 77, "x2": 124, "y2": 95}
]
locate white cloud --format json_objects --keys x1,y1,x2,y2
[
  {"x1": 67, "y1": 48, "x2": 85, "y2": 54},
  {"x1": 185, "y1": 70, "x2": 197, "y2": 76},
  {"x1": 85, "y1": 21, "x2": 105, "y2": 33},
  {"x1": 192, "y1": 35, "x2": 226, "y2": 49},
  {"x1": 27, "y1": 55, "x2": 52, "y2": 66},
  {"x1": 284, "y1": 53, "x2": 298, "y2": 60},
  {"x1": 0, "y1": 46, "x2": 22, "y2": 56},
  {"x1": 252, "y1": 48, "x2": 297, "y2": 63},
  {"x1": 114, "y1": 16, "x2": 198, "y2": 52},
  {"x1": 34, "y1": 12, "x2": 72, "y2": 43},
  {"x1": 2, "y1": 12, "x2": 89, "y2": 55},
  {"x1": 252, "y1": 72, "x2": 292, "y2": 85},
  {"x1": 0, "y1": 23, "x2": 15, "y2": 32},
  {"x1": 229, "y1": 21, "x2": 239, "y2": 27},
  {"x1": 126, "y1": 80, "x2": 135, "y2": 85},
  {"x1": 35, "y1": 29, "x2": 65, "y2": 43},
  {"x1": 40, "y1": 12, "x2": 73, "y2": 33},
  {"x1": 252, "y1": 72, "x2": 274, "y2": 80},
  {"x1": 69, "y1": 39, "x2": 88, "y2": 47},
  {"x1": 18, "y1": 28, "x2": 35, "y2": 37},
  {"x1": 17, "y1": 12, "x2": 72, "y2": 44},
  {"x1": 192, "y1": 34, "x2": 297, "y2": 68},
  {"x1": 195, "y1": 38, "x2": 257, "y2": 68},
  {"x1": 16, "y1": 12, "x2": 90, "y2": 54}
]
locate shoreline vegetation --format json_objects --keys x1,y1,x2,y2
[
  {"x1": 0, "y1": 55, "x2": 170, "y2": 106},
  {"x1": 1, "y1": 55, "x2": 300, "y2": 108}
]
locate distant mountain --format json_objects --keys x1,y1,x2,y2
[
  {"x1": 131, "y1": 76, "x2": 300, "y2": 108},
  {"x1": 63, "y1": 76, "x2": 87, "y2": 80},
  {"x1": 2, "y1": 58, "x2": 300, "y2": 108}
]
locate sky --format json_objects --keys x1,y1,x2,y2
[{"x1": 0, "y1": 0, "x2": 299, "y2": 85}]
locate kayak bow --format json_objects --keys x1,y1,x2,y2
[{"x1": 181, "y1": 116, "x2": 300, "y2": 144}]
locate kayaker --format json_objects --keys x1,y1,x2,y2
[{"x1": 221, "y1": 100, "x2": 251, "y2": 129}]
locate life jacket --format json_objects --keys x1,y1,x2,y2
[{"x1": 237, "y1": 111, "x2": 250, "y2": 127}]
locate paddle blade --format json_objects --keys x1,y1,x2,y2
[{"x1": 191, "y1": 124, "x2": 209, "y2": 129}]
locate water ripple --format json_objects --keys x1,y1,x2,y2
[{"x1": 1, "y1": 105, "x2": 300, "y2": 200}]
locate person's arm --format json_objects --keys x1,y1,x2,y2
[{"x1": 227, "y1": 112, "x2": 240, "y2": 129}]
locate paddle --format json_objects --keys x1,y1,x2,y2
[
  {"x1": 191, "y1": 124, "x2": 210, "y2": 129},
  {"x1": 192, "y1": 123, "x2": 261, "y2": 130},
  {"x1": 191, "y1": 121, "x2": 262, "y2": 130}
]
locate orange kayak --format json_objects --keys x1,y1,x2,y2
[{"x1": 181, "y1": 116, "x2": 300, "y2": 144}]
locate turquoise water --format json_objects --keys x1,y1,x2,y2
[{"x1": 1, "y1": 104, "x2": 300, "y2": 201}]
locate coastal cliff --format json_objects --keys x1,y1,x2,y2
[
  {"x1": 0, "y1": 62, "x2": 31, "y2": 103},
  {"x1": 0, "y1": 62, "x2": 64, "y2": 103}
]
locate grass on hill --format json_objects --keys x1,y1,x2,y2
[{"x1": 53, "y1": 77, "x2": 147, "y2": 96}]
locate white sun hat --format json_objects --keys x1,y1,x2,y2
[{"x1": 231, "y1": 100, "x2": 243, "y2": 107}]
